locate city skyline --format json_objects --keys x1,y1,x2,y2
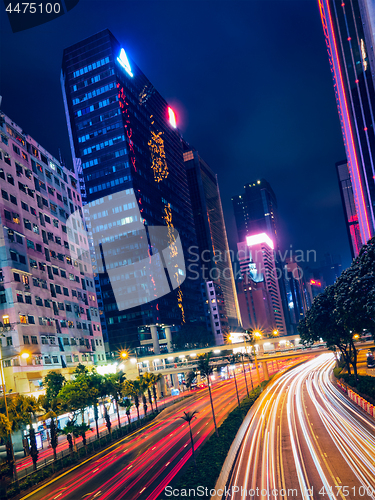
[{"x1": 0, "y1": 0, "x2": 353, "y2": 270}]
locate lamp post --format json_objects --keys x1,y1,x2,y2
[{"x1": 0, "y1": 347, "x2": 29, "y2": 482}]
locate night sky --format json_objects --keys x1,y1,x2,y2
[{"x1": 0, "y1": 0, "x2": 351, "y2": 270}]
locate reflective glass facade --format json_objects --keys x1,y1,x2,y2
[
  {"x1": 61, "y1": 29, "x2": 203, "y2": 350},
  {"x1": 336, "y1": 160, "x2": 362, "y2": 258},
  {"x1": 318, "y1": 0, "x2": 375, "y2": 251},
  {"x1": 183, "y1": 146, "x2": 240, "y2": 330}
]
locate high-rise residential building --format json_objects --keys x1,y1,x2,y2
[
  {"x1": 237, "y1": 234, "x2": 287, "y2": 335},
  {"x1": 318, "y1": 0, "x2": 375, "y2": 254},
  {"x1": 61, "y1": 29, "x2": 204, "y2": 350},
  {"x1": 336, "y1": 160, "x2": 362, "y2": 258},
  {"x1": 0, "y1": 113, "x2": 106, "y2": 396},
  {"x1": 183, "y1": 145, "x2": 240, "y2": 332},
  {"x1": 232, "y1": 179, "x2": 279, "y2": 246},
  {"x1": 236, "y1": 274, "x2": 273, "y2": 332}
]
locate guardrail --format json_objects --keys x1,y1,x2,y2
[{"x1": 337, "y1": 382, "x2": 375, "y2": 418}]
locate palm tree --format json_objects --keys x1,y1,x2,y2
[
  {"x1": 119, "y1": 398, "x2": 133, "y2": 426},
  {"x1": 60, "y1": 420, "x2": 90, "y2": 453},
  {"x1": 0, "y1": 413, "x2": 13, "y2": 468},
  {"x1": 149, "y1": 373, "x2": 162, "y2": 411},
  {"x1": 103, "y1": 405, "x2": 111, "y2": 435},
  {"x1": 142, "y1": 372, "x2": 162, "y2": 412},
  {"x1": 59, "y1": 422, "x2": 75, "y2": 455},
  {"x1": 141, "y1": 373, "x2": 154, "y2": 412},
  {"x1": 86, "y1": 369, "x2": 105, "y2": 439},
  {"x1": 104, "y1": 372, "x2": 126, "y2": 429},
  {"x1": 76, "y1": 423, "x2": 91, "y2": 451},
  {"x1": 11, "y1": 394, "x2": 41, "y2": 470},
  {"x1": 9, "y1": 395, "x2": 41, "y2": 471},
  {"x1": 38, "y1": 395, "x2": 63, "y2": 460},
  {"x1": 185, "y1": 370, "x2": 196, "y2": 390},
  {"x1": 227, "y1": 354, "x2": 241, "y2": 406},
  {"x1": 138, "y1": 376, "x2": 149, "y2": 417},
  {"x1": 197, "y1": 353, "x2": 219, "y2": 437},
  {"x1": 123, "y1": 380, "x2": 141, "y2": 421},
  {"x1": 179, "y1": 411, "x2": 198, "y2": 468}
]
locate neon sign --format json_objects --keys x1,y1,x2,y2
[
  {"x1": 168, "y1": 107, "x2": 177, "y2": 128},
  {"x1": 246, "y1": 233, "x2": 274, "y2": 249},
  {"x1": 148, "y1": 130, "x2": 168, "y2": 183},
  {"x1": 117, "y1": 48, "x2": 133, "y2": 77},
  {"x1": 310, "y1": 279, "x2": 322, "y2": 287}
]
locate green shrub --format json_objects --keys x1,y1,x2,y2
[
  {"x1": 339, "y1": 373, "x2": 375, "y2": 400},
  {"x1": 333, "y1": 366, "x2": 343, "y2": 378}
]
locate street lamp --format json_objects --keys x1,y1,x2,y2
[{"x1": 272, "y1": 330, "x2": 279, "y2": 336}]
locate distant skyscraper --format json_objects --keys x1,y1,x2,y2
[
  {"x1": 232, "y1": 179, "x2": 279, "y2": 245},
  {"x1": 232, "y1": 179, "x2": 296, "y2": 334},
  {"x1": 237, "y1": 234, "x2": 287, "y2": 335},
  {"x1": 0, "y1": 113, "x2": 105, "y2": 396},
  {"x1": 336, "y1": 160, "x2": 362, "y2": 258},
  {"x1": 283, "y1": 259, "x2": 309, "y2": 331},
  {"x1": 183, "y1": 145, "x2": 240, "y2": 331},
  {"x1": 61, "y1": 29, "x2": 204, "y2": 350},
  {"x1": 318, "y1": 0, "x2": 375, "y2": 252}
]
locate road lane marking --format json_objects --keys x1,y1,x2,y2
[{"x1": 19, "y1": 420, "x2": 158, "y2": 500}]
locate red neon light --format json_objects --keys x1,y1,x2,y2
[
  {"x1": 318, "y1": 0, "x2": 371, "y2": 243},
  {"x1": 310, "y1": 279, "x2": 322, "y2": 287}
]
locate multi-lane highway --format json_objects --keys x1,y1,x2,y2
[
  {"x1": 19, "y1": 358, "x2": 294, "y2": 500},
  {"x1": 225, "y1": 354, "x2": 375, "y2": 500}
]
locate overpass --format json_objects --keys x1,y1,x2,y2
[{"x1": 121, "y1": 334, "x2": 329, "y2": 387}]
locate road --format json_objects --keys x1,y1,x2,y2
[
  {"x1": 225, "y1": 354, "x2": 375, "y2": 500},
  {"x1": 15, "y1": 392, "x2": 179, "y2": 474},
  {"x1": 18, "y1": 357, "x2": 304, "y2": 500}
]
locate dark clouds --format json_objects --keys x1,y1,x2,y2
[{"x1": 0, "y1": 0, "x2": 351, "y2": 269}]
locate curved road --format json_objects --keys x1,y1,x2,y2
[
  {"x1": 20, "y1": 358, "x2": 298, "y2": 500},
  {"x1": 226, "y1": 354, "x2": 375, "y2": 500}
]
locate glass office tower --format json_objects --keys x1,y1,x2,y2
[
  {"x1": 318, "y1": 0, "x2": 375, "y2": 253},
  {"x1": 336, "y1": 159, "x2": 362, "y2": 258},
  {"x1": 183, "y1": 145, "x2": 241, "y2": 331},
  {"x1": 232, "y1": 179, "x2": 279, "y2": 246},
  {"x1": 61, "y1": 29, "x2": 203, "y2": 350}
]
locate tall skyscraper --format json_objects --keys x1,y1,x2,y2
[
  {"x1": 232, "y1": 179, "x2": 279, "y2": 245},
  {"x1": 318, "y1": 0, "x2": 375, "y2": 254},
  {"x1": 336, "y1": 160, "x2": 362, "y2": 258},
  {"x1": 232, "y1": 179, "x2": 295, "y2": 334},
  {"x1": 283, "y1": 259, "x2": 309, "y2": 331},
  {"x1": 183, "y1": 145, "x2": 240, "y2": 332},
  {"x1": 237, "y1": 234, "x2": 287, "y2": 335},
  {"x1": 0, "y1": 113, "x2": 105, "y2": 396},
  {"x1": 61, "y1": 29, "x2": 204, "y2": 350}
]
